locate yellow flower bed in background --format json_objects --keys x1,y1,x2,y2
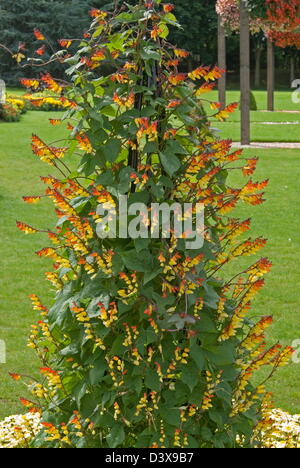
[
  {"x1": 6, "y1": 97, "x2": 26, "y2": 112},
  {"x1": 23, "y1": 94, "x2": 67, "y2": 110},
  {"x1": 0, "y1": 409, "x2": 299, "y2": 448},
  {"x1": 6, "y1": 94, "x2": 67, "y2": 112}
]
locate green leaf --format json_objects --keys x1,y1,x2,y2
[
  {"x1": 181, "y1": 363, "x2": 199, "y2": 392},
  {"x1": 160, "y1": 407, "x2": 181, "y2": 427},
  {"x1": 166, "y1": 139, "x2": 187, "y2": 155},
  {"x1": 160, "y1": 152, "x2": 181, "y2": 176},
  {"x1": 158, "y1": 23, "x2": 169, "y2": 39},
  {"x1": 111, "y1": 335, "x2": 126, "y2": 355},
  {"x1": 107, "y1": 423, "x2": 125, "y2": 448},
  {"x1": 204, "y1": 343, "x2": 235, "y2": 366},
  {"x1": 60, "y1": 343, "x2": 80, "y2": 357},
  {"x1": 200, "y1": 426, "x2": 213, "y2": 442},
  {"x1": 121, "y1": 250, "x2": 153, "y2": 272},
  {"x1": 134, "y1": 238, "x2": 150, "y2": 252},
  {"x1": 145, "y1": 368, "x2": 161, "y2": 392},
  {"x1": 141, "y1": 47, "x2": 161, "y2": 61},
  {"x1": 143, "y1": 267, "x2": 162, "y2": 285},
  {"x1": 103, "y1": 138, "x2": 121, "y2": 163},
  {"x1": 203, "y1": 283, "x2": 220, "y2": 309},
  {"x1": 209, "y1": 408, "x2": 225, "y2": 427},
  {"x1": 144, "y1": 141, "x2": 159, "y2": 153},
  {"x1": 89, "y1": 360, "x2": 107, "y2": 385},
  {"x1": 190, "y1": 344, "x2": 205, "y2": 370}
]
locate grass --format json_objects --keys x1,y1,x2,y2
[
  {"x1": 211, "y1": 121, "x2": 300, "y2": 142},
  {"x1": 0, "y1": 111, "x2": 67, "y2": 418},
  {"x1": 6, "y1": 87, "x2": 26, "y2": 96},
  {"x1": 204, "y1": 89, "x2": 300, "y2": 112},
  {"x1": 224, "y1": 148, "x2": 300, "y2": 414},
  {"x1": 0, "y1": 91, "x2": 300, "y2": 418},
  {"x1": 225, "y1": 112, "x2": 300, "y2": 123},
  {"x1": 201, "y1": 90, "x2": 300, "y2": 142}
]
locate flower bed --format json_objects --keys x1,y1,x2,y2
[
  {"x1": 0, "y1": 102, "x2": 22, "y2": 122},
  {"x1": 0, "y1": 409, "x2": 299, "y2": 448},
  {"x1": 0, "y1": 412, "x2": 41, "y2": 448},
  {"x1": 22, "y1": 93, "x2": 67, "y2": 111},
  {"x1": 0, "y1": 92, "x2": 68, "y2": 122},
  {"x1": 7, "y1": 97, "x2": 27, "y2": 113},
  {"x1": 255, "y1": 409, "x2": 300, "y2": 448}
]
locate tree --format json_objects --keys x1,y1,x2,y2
[
  {"x1": 0, "y1": 0, "x2": 108, "y2": 84},
  {"x1": 216, "y1": 0, "x2": 300, "y2": 127},
  {"x1": 14, "y1": 1, "x2": 293, "y2": 448},
  {"x1": 218, "y1": 14, "x2": 226, "y2": 109},
  {"x1": 169, "y1": 0, "x2": 217, "y2": 66},
  {"x1": 240, "y1": 0, "x2": 251, "y2": 145}
]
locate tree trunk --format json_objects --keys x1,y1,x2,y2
[
  {"x1": 240, "y1": 0, "x2": 250, "y2": 145},
  {"x1": 290, "y1": 56, "x2": 295, "y2": 84},
  {"x1": 254, "y1": 40, "x2": 263, "y2": 88},
  {"x1": 218, "y1": 15, "x2": 226, "y2": 110},
  {"x1": 267, "y1": 39, "x2": 275, "y2": 111}
]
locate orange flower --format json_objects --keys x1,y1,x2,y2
[
  {"x1": 151, "y1": 25, "x2": 160, "y2": 40},
  {"x1": 23, "y1": 196, "x2": 41, "y2": 204},
  {"x1": 242, "y1": 158, "x2": 258, "y2": 176},
  {"x1": 76, "y1": 133, "x2": 93, "y2": 153},
  {"x1": 166, "y1": 59, "x2": 179, "y2": 67},
  {"x1": 163, "y1": 3, "x2": 174, "y2": 12},
  {"x1": 188, "y1": 66, "x2": 210, "y2": 81},
  {"x1": 167, "y1": 99, "x2": 181, "y2": 109},
  {"x1": 32, "y1": 134, "x2": 67, "y2": 164},
  {"x1": 36, "y1": 45, "x2": 46, "y2": 56},
  {"x1": 42, "y1": 422, "x2": 55, "y2": 429},
  {"x1": 20, "y1": 397, "x2": 35, "y2": 408},
  {"x1": 113, "y1": 91, "x2": 135, "y2": 108},
  {"x1": 41, "y1": 73, "x2": 62, "y2": 94},
  {"x1": 20, "y1": 78, "x2": 40, "y2": 90},
  {"x1": 9, "y1": 373, "x2": 21, "y2": 381},
  {"x1": 16, "y1": 221, "x2": 38, "y2": 235},
  {"x1": 164, "y1": 128, "x2": 177, "y2": 139},
  {"x1": 89, "y1": 8, "x2": 107, "y2": 19},
  {"x1": 204, "y1": 66, "x2": 224, "y2": 82},
  {"x1": 168, "y1": 73, "x2": 186, "y2": 85},
  {"x1": 232, "y1": 238, "x2": 267, "y2": 258},
  {"x1": 195, "y1": 82, "x2": 216, "y2": 95},
  {"x1": 91, "y1": 48, "x2": 106, "y2": 63},
  {"x1": 59, "y1": 39, "x2": 73, "y2": 48},
  {"x1": 215, "y1": 103, "x2": 238, "y2": 121},
  {"x1": 110, "y1": 73, "x2": 129, "y2": 83},
  {"x1": 174, "y1": 49, "x2": 189, "y2": 58},
  {"x1": 34, "y1": 29, "x2": 45, "y2": 41},
  {"x1": 135, "y1": 118, "x2": 158, "y2": 141},
  {"x1": 49, "y1": 119, "x2": 62, "y2": 126}
]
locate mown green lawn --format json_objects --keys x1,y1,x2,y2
[
  {"x1": 210, "y1": 121, "x2": 300, "y2": 142},
  {"x1": 204, "y1": 89, "x2": 300, "y2": 112},
  {"x1": 0, "y1": 93, "x2": 299, "y2": 419},
  {"x1": 202, "y1": 90, "x2": 300, "y2": 142},
  {"x1": 224, "y1": 147, "x2": 300, "y2": 414},
  {"x1": 226, "y1": 112, "x2": 300, "y2": 123},
  {"x1": 0, "y1": 111, "x2": 67, "y2": 418},
  {"x1": 201, "y1": 89, "x2": 300, "y2": 142}
]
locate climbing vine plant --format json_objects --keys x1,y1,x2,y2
[{"x1": 14, "y1": 0, "x2": 292, "y2": 448}]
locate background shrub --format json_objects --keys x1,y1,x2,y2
[{"x1": 0, "y1": 102, "x2": 22, "y2": 122}]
